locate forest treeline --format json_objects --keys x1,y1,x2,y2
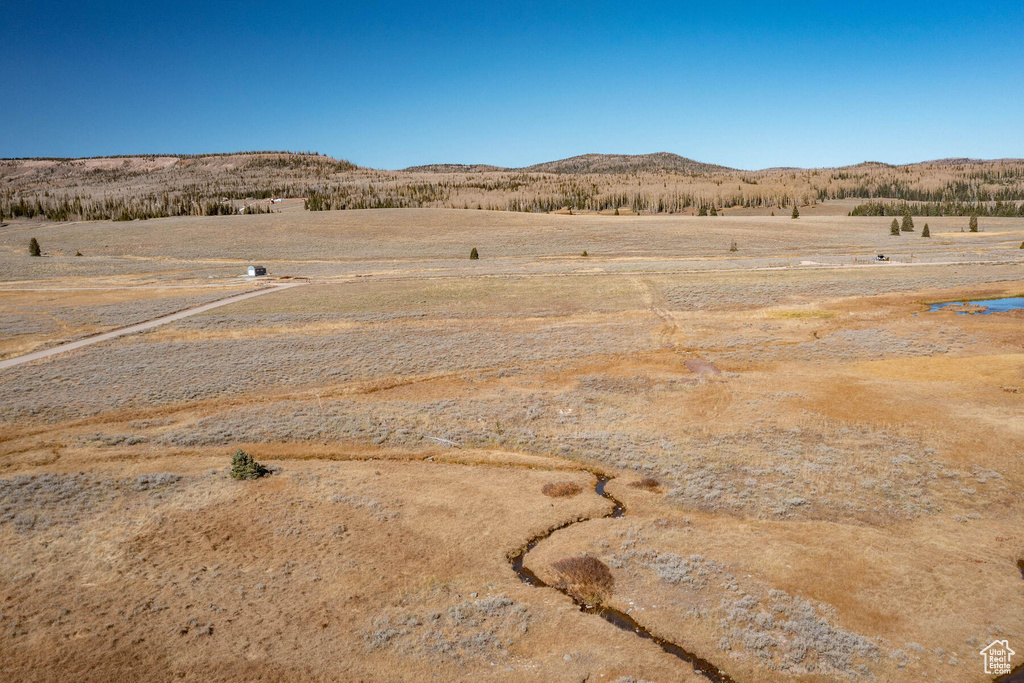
[
  {"x1": 4, "y1": 153, "x2": 1024, "y2": 222},
  {"x1": 849, "y1": 200, "x2": 1024, "y2": 217}
]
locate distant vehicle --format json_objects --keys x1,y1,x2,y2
[
  {"x1": 247, "y1": 265, "x2": 267, "y2": 277},
  {"x1": 874, "y1": 254, "x2": 890, "y2": 262}
]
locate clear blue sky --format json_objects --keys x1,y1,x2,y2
[{"x1": 4, "y1": 1, "x2": 1023, "y2": 170}]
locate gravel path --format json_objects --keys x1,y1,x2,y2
[{"x1": 0, "y1": 283, "x2": 304, "y2": 371}]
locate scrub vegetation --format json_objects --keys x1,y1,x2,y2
[{"x1": 1, "y1": 178, "x2": 1022, "y2": 681}]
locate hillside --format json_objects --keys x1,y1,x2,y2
[
  {"x1": 403, "y1": 163, "x2": 507, "y2": 173},
  {"x1": 519, "y1": 152, "x2": 735, "y2": 174},
  {"x1": 404, "y1": 153, "x2": 735, "y2": 175},
  {"x1": 4, "y1": 151, "x2": 1024, "y2": 221}
]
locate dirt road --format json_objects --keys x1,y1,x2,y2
[{"x1": 0, "y1": 283, "x2": 304, "y2": 371}]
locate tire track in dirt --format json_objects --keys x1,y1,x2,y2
[{"x1": 628, "y1": 275, "x2": 681, "y2": 351}]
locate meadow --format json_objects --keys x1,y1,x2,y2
[{"x1": 0, "y1": 199, "x2": 1022, "y2": 681}]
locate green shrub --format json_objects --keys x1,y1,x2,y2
[
  {"x1": 230, "y1": 449, "x2": 267, "y2": 480},
  {"x1": 729, "y1": 240, "x2": 738, "y2": 252},
  {"x1": 581, "y1": 250, "x2": 588, "y2": 257},
  {"x1": 29, "y1": 238, "x2": 41, "y2": 257},
  {"x1": 469, "y1": 247, "x2": 479, "y2": 260}
]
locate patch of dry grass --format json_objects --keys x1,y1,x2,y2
[
  {"x1": 542, "y1": 481, "x2": 583, "y2": 497},
  {"x1": 551, "y1": 554, "x2": 615, "y2": 606},
  {"x1": 629, "y1": 477, "x2": 661, "y2": 491}
]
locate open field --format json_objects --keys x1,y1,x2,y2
[{"x1": 1, "y1": 207, "x2": 1022, "y2": 682}]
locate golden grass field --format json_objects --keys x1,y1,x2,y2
[{"x1": 1, "y1": 207, "x2": 1022, "y2": 682}]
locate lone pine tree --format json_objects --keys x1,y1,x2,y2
[
  {"x1": 890, "y1": 219, "x2": 900, "y2": 236},
  {"x1": 921, "y1": 223, "x2": 930, "y2": 237},
  {"x1": 901, "y1": 213, "x2": 914, "y2": 232},
  {"x1": 29, "y1": 237, "x2": 41, "y2": 256},
  {"x1": 969, "y1": 215, "x2": 979, "y2": 232},
  {"x1": 469, "y1": 247, "x2": 479, "y2": 260},
  {"x1": 792, "y1": 205, "x2": 799, "y2": 219}
]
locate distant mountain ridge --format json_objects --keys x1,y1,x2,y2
[
  {"x1": 403, "y1": 163, "x2": 506, "y2": 173},
  {"x1": 400, "y1": 153, "x2": 1024, "y2": 174},
  {"x1": 520, "y1": 152, "x2": 735, "y2": 174},
  {"x1": 5, "y1": 151, "x2": 1023, "y2": 174},
  {"x1": 402, "y1": 152, "x2": 735, "y2": 175}
]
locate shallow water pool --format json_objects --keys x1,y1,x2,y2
[{"x1": 929, "y1": 297, "x2": 1024, "y2": 314}]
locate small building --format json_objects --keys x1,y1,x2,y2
[{"x1": 247, "y1": 265, "x2": 267, "y2": 277}]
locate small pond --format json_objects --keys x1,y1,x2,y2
[{"x1": 929, "y1": 297, "x2": 1024, "y2": 314}]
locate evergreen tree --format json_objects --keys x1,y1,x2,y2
[
  {"x1": 921, "y1": 223, "x2": 930, "y2": 237},
  {"x1": 469, "y1": 247, "x2": 479, "y2": 260},
  {"x1": 792, "y1": 205, "x2": 800, "y2": 219},
  {"x1": 29, "y1": 237, "x2": 41, "y2": 256},
  {"x1": 709, "y1": 206, "x2": 718, "y2": 216},
  {"x1": 969, "y1": 214, "x2": 979, "y2": 232},
  {"x1": 890, "y1": 219, "x2": 900, "y2": 236},
  {"x1": 230, "y1": 450, "x2": 267, "y2": 480},
  {"x1": 901, "y1": 213, "x2": 914, "y2": 231},
  {"x1": 698, "y1": 206, "x2": 708, "y2": 216}
]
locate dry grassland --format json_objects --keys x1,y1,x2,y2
[
  {"x1": 0, "y1": 286, "x2": 256, "y2": 360},
  {"x1": 1, "y1": 208, "x2": 1022, "y2": 682}
]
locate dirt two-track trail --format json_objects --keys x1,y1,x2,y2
[{"x1": 0, "y1": 283, "x2": 304, "y2": 371}]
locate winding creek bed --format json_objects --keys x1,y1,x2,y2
[{"x1": 509, "y1": 472, "x2": 736, "y2": 683}]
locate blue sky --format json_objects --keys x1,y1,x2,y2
[{"x1": 4, "y1": 1, "x2": 1023, "y2": 169}]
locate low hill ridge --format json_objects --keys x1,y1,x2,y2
[{"x1": 402, "y1": 153, "x2": 734, "y2": 174}]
